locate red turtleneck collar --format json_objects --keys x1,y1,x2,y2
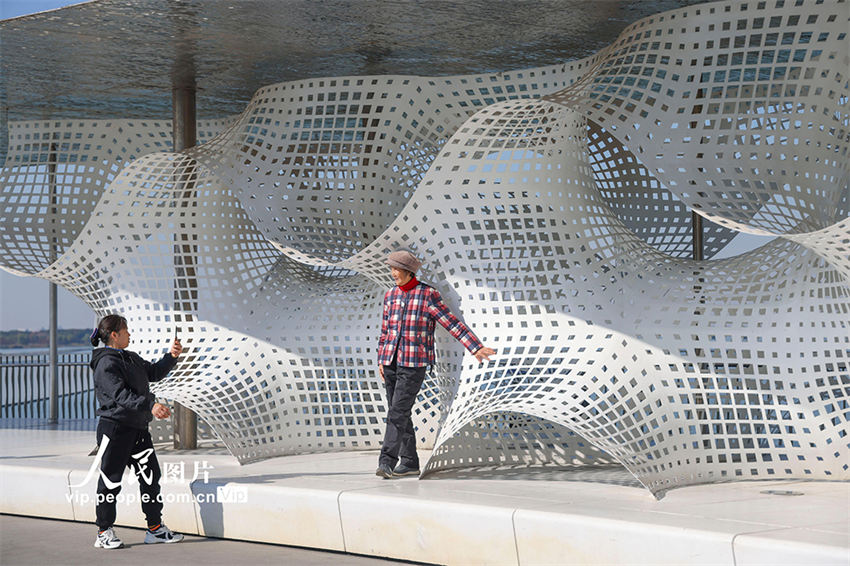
[{"x1": 399, "y1": 276, "x2": 418, "y2": 292}]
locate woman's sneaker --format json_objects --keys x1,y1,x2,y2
[
  {"x1": 144, "y1": 523, "x2": 184, "y2": 544},
  {"x1": 94, "y1": 527, "x2": 123, "y2": 549},
  {"x1": 375, "y1": 463, "x2": 395, "y2": 479},
  {"x1": 393, "y1": 463, "x2": 420, "y2": 477}
]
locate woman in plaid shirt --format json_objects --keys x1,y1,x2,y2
[{"x1": 376, "y1": 250, "x2": 496, "y2": 479}]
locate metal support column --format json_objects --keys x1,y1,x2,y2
[
  {"x1": 172, "y1": 88, "x2": 196, "y2": 152},
  {"x1": 692, "y1": 210, "x2": 706, "y2": 312},
  {"x1": 692, "y1": 211, "x2": 704, "y2": 261},
  {"x1": 48, "y1": 284, "x2": 58, "y2": 423},
  {"x1": 172, "y1": 83, "x2": 198, "y2": 450},
  {"x1": 48, "y1": 141, "x2": 59, "y2": 424}
]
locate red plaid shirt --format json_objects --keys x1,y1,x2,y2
[{"x1": 378, "y1": 282, "x2": 483, "y2": 368}]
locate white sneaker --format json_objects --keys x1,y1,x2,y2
[
  {"x1": 94, "y1": 527, "x2": 123, "y2": 549},
  {"x1": 144, "y1": 523, "x2": 184, "y2": 544}
]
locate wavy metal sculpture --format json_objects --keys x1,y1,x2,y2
[{"x1": 1, "y1": 0, "x2": 847, "y2": 495}]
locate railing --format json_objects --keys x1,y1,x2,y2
[
  {"x1": 0, "y1": 352, "x2": 220, "y2": 444},
  {"x1": 0, "y1": 353, "x2": 95, "y2": 419}
]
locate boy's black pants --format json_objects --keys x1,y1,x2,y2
[{"x1": 95, "y1": 418, "x2": 162, "y2": 530}]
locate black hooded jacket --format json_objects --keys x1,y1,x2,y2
[{"x1": 90, "y1": 347, "x2": 177, "y2": 430}]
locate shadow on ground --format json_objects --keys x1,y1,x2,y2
[{"x1": 425, "y1": 464, "x2": 643, "y2": 488}]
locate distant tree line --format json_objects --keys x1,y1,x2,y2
[{"x1": 0, "y1": 329, "x2": 91, "y2": 349}]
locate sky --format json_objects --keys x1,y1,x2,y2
[{"x1": 0, "y1": 0, "x2": 777, "y2": 331}]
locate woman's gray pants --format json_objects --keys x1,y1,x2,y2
[{"x1": 379, "y1": 361, "x2": 426, "y2": 469}]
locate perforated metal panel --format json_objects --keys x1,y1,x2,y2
[{"x1": 1, "y1": 0, "x2": 847, "y2": 495}]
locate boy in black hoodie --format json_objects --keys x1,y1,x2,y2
[{"x1": 89, "y1": 314, "x2": 184, "y2": 549}]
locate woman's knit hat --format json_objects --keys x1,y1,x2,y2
[{"x1": 386, "y1": 250, "x2": 422, "y2": 273}]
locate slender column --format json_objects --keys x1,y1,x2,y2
[
  {"x1": 172, "y1": 88, "x2": 196, "y2": 152},
  {"x1": 48, "y1": 284, "x2": 58, "y2": 422},
  {"x1": 172, "y1": 83, "x2": 198, "y2": 450},
  {"x1": 692, "y1": 211, "x2": 704, "y2": 261},
  {"x1": 692, "y1": 210, "x2": 706, "y2": 311},
  {"x1": 48, "y1": 141, "x2": 59, "y2": 423}
]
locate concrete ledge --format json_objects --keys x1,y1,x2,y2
[
  {"x1": 0, "y1": 465, "x2": 74, "y2": 520},
  {"x1": 339, "y1": 489, "x2": 518, "y2": 565},
  {"x1": 191, "y1": 480, "x2": 346, "y2": 551},
  {"x1": 513, "y1": 506, "x2": 737, "y2": 565},
  {"x1": 733, "y1": 527, "x2": 850, "y2": 566}
]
